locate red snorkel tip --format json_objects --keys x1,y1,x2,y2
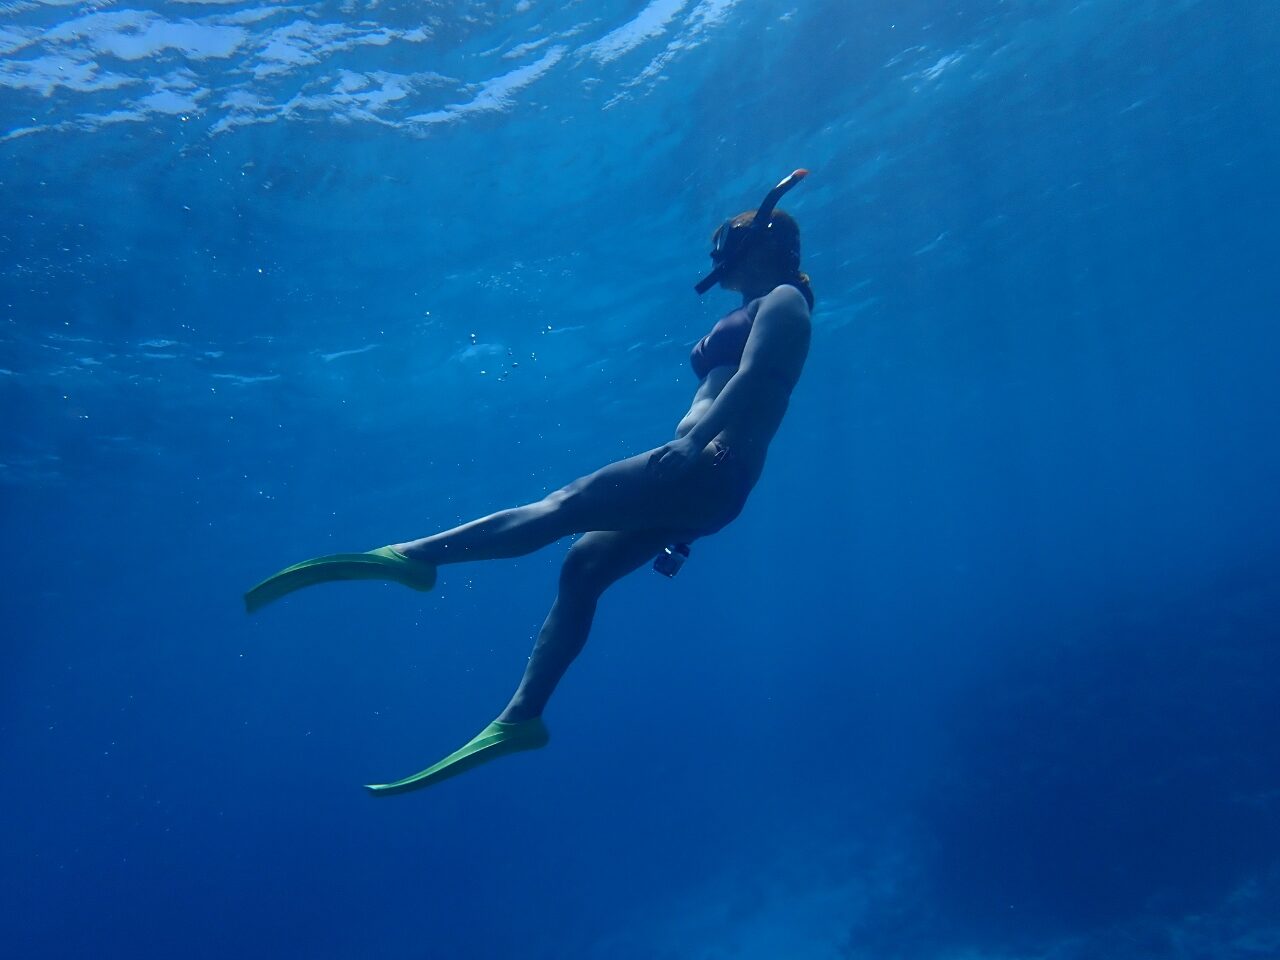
[{"x1": 777, "y1": 169, "x2": 809, "y2": 190}]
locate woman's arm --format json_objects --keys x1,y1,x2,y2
[
  {"x1": 651, "y1": 284, "x2": 811, "y2": 476},
  {"x1": 681, "y1": 285, "x2": 810, "y2": 446}
]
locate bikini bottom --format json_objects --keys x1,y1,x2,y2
[{"x1": 691, "y1": 438, "x2": 756, "y2": 539}]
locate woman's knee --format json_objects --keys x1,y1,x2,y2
[
  {"x1": 559, "y1": 537, "x2": 619, "y2": 596},
  {"x1": 537, "y1": 480, "x2": 582, "y2": 522},
  {"x1": 511, "y1": 486, "x2": 573, "y2": 536}
]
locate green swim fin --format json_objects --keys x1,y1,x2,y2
[
  {"x1": 365, "y1": 718, "x2": 550, "y2": 796},
  {"x1": 244, "y1": 545, "x2": 436, "y2": 614}
]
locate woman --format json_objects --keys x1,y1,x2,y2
[{"x1": 245, "y1": 170, "x2": 815, "y2": 794}]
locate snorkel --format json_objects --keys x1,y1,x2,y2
[{"x1": 694, "y1": 168, "x2": 809, "y2": 296}]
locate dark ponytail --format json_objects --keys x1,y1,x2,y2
[
  {"x1": 757, "y1": 209, "x2": 814, "y2": 311},
  {"x1": 791, "y1": 271, "x2": 815, "y2": 311}
]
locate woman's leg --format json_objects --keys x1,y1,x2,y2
[
  {"x1": 496, "y1": 529, "x2": 677, "y2": 721},
  {"x1": 395, "y1": 447, "x2": 720, "y2": 566}
]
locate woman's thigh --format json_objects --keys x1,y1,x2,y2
[
  {"x1": 561, "y1": 529, "x2": 680, "y2": 593},
  {"x1": 557, "y1": 444, "x2": 733, "y2": 537}
]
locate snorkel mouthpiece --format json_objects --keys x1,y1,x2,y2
[
  {"x1": 693, "y1": 266, "x2": 722, "y2": 296},
  {"x1": 695, "y1": 168, "x2": 809, "y2": 296}
]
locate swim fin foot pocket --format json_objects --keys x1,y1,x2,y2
[
  {"x1": 243, "y1": 546, "x2": 436, "y2": 614},
  {"x1": 364, "y1": 718, "x2": 550, "y2": 796}
]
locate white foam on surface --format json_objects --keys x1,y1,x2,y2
[
  {"x1": 405, "y1": 45, "x2": 565, "y2": 127},
  {"x1": 580, "y1": 0, "x2": 689, "y2": 64},
  {"x1": 1, "y1": 1, "x2": 754, "y2": 138},
  {"x1": 0, "y1": 52, "x2": 137, "y2": 95},
  {"x1": 212, "y1": 372, "x2": 282, "y2": 384},
  {"x1": 44, "y1": 9, "x2": 250, "y2": 61},
  {"x1": 320, "y1": 344, "x2": 379, "y2": 361}
]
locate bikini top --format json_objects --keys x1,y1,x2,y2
[{"x1": 689, "y1": 306, "x2": 753, "y2": 381}]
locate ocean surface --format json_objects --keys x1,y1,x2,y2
[{"x1": 3, "y1": 2, "x2": 1278, "y2": 957}]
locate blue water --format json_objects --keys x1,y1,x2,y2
[{"x1": 3, "y1": 2, "x2": 1279, "y2": 957}]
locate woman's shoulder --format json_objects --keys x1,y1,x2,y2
[{"x1": 747, "y1": 284, "x2": 811, "y2": 321}]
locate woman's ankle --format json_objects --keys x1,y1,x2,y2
[
  {"x1": 496, "y1": 700, "x2": 542, "y2": 724},
  {"x1": 393, "y1": 540, "x2": 435, "y2": 564}
]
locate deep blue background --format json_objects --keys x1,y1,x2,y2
[{"x1": 3, "y1": 2, "x2": 1278, "y2": 957}]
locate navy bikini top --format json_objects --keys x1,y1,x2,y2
[{"x1": 689, "y1": 306, "x2": 753, "y2": 381}]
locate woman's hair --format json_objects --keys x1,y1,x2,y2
[{"x1": 722, "y1": 208, "x2": 815, "y2": 310}]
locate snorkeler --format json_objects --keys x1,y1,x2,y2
[{"x1": 245, "y1": 170, "x2": 815, "y2": 795}]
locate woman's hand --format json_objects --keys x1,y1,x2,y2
[{"x1": 648, "y1": 435, "x2": 702, "y2": 480}]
